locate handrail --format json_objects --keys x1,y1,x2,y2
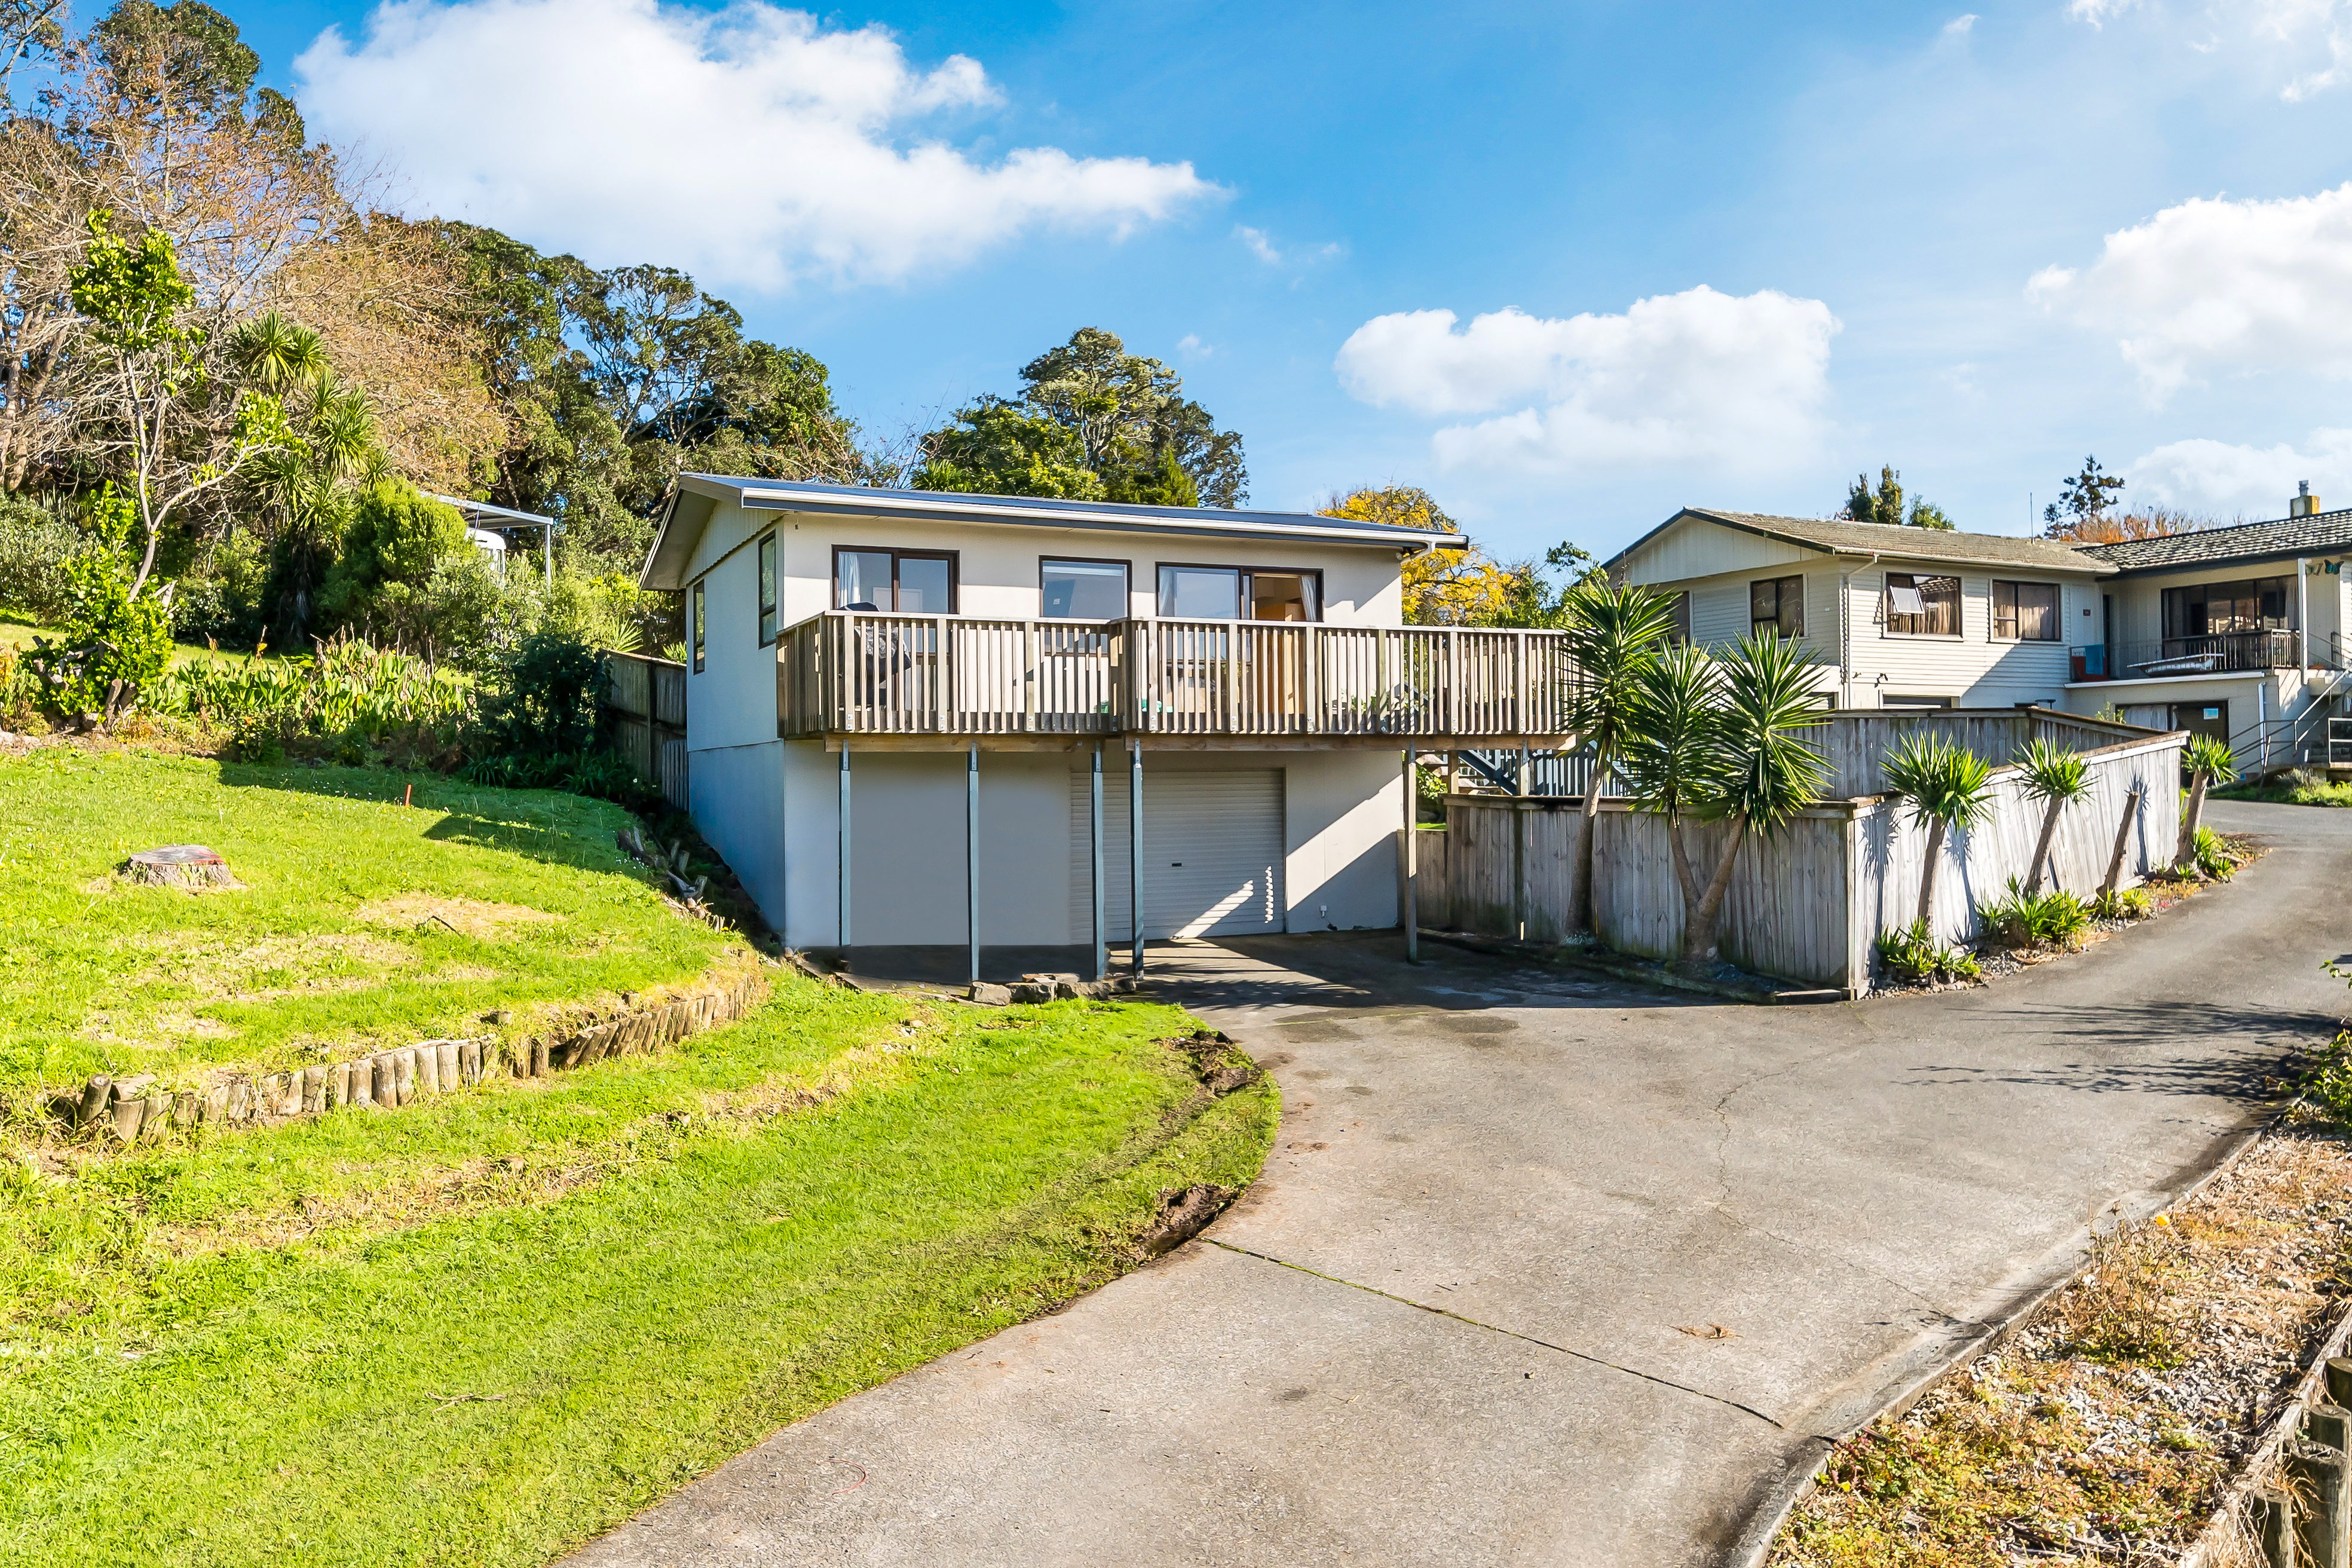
[{"x1": 774, "y1": 610, "x2": 1578, "y2": 742}]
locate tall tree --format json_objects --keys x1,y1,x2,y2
[
  {"x1": 1560, "y1": 580, "x2": 1676, "y2": 936},
  {"x1": 1842, "y1": 464, "x2": 1954, "y2": 528},
  {"x1": 1882, "y1": 733, "x2": 1996, "y2": 933},
  {"x1": 2041, "y1": 455, "x2": 2125, "y2": 538},
  {"x1": 919, "y1": 327, "x2": 1247, "y2": 507},
  {"x1": 1319, "y1": 483, "x2": 1595, "y2": 626}
]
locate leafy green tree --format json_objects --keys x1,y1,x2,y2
[
  {"x1": 920, "y1": 327, "x2": 1247, "y2": 507},
  {"x1": 68, "y1": 209, "x2": 298, "y2": 596},
  {"x1": 1843, "y1": 466, "x2": 1904, "y2": 525},
  {"x1": 917, "y1": 396, "x2": 1104, "y2": 500},
  {"x1": 25, "y1": 484, "x2": 172, "y2": 722},
  {"x1": 1882, "y1": 733, "x2": 1996, "y2": 930},
  {"x1": 2016, "y1": 737, "x2": 2091, "y2": 893},
  {"x1": 316, "y1": 482, "x2": 466, "y2": 630},
  {"x1": 92, "y1": 0, "x2": 259, "y2": 120},
  {"x1": 2042, "y1": 455, "x2": 2125, "y2": 538},
  {"x1": 1559, "y1": 580, "x2": 1677, "y2": 935},
  {"x1": 1906, "y1": 498, "x2": 1955, "y2": 531}
]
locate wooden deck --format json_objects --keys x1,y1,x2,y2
[{"x1": 775, "y1": 611, "x2": 1577, "y2": 746}]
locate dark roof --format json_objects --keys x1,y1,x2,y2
[
  {"x1": 2075, "y1": 508, "x2": 2352, "y2": 572},
  {"x1": 1610, "y1": 507, "x2": 2116, "y2": 576},
  {"x1": 641, "y1": 474, "x2": 1469, "y2": 590}
]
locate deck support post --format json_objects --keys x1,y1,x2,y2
[
  {"x1": 837, "y1": 745, "x2": 852, "y2": 958},
  {"x1": 967, "y1": 743, "x2": 980, "y2": 988},
  {"x1": 1129, "y1": 742, "x2": 1144, "y2": 977},
  {"x1": 1512, "y1": 743, "x2": 1531, "y2": 941},
  {"x1": 1402, "y1": 749, "x2": 1419, "y2": 963},
  {"x1": 1091, "y1": 743, "x2": 1105, "y2": 981}
]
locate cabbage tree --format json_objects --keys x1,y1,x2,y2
[
  {"x1": 1560, "y1": 580, "x2": 1677, "y2": 936},
  {"x1": 2017, "y1": 737, "x2": 2091, "y2": 893},
  {"x1": 1882, "y1": 733, "x2": 1996, "y2": 932},
  {"x1": 2175, "y1": 734, "x2": 2236, "y2": 868}
]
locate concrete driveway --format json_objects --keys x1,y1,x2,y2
[{"x1": 564, "y1": 799, "x2": 2352, "y2": 1567}]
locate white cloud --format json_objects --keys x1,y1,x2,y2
[
  {"x1": 2026, "y1": 183, "x2": 2352, "y2": 403},
  {"x1": 1176, "y1": 332, "x2": 1213, "y2": 357},
  {"x1": 2068, "y1": 0, "x2": 2137, "y2": 27},
  {"x1": 1333, "y1": 286, "x2": 1840, "y2": 474},
  {"x1": 1942, "y1": 14, "x2": 1979, "y2": 38},
  {"x1": 1235, "y1": 226, "x2": 1282, "y2": 265},
  {"x1": 2067, "y1": 0, "x2": 2352, "y2": 99},
  {"x1": 295, "y1": 0, "x2": 1220, "y2": 290},
  {"x1": 2125, "y1": 429, "x2": 2352, "y2": 517}
]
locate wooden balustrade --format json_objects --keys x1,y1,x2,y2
[{"x1": 776, "y1": 611, "x2": 1576, "y2": 743}]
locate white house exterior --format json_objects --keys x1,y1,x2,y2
[
  {"x1": 1609, "y1": 509, "x2": 2117, "y2": 710},
  {"x1": 2067, "y1": 503, "x2": 2352, "y2": 765},
  {"x1": 638, "y1": 476, "x2": 1571, "y2": 975}
]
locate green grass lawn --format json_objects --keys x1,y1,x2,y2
[
  {"x1": 0, "y1": 749, "x2": 730, "y2": 1103},
  {"x1": 2, "y1": 979, "x2": 1274, "y2": 1567},
  {"x1": 2215, "y1": 772, "x2": 2352, "y2": 808}
]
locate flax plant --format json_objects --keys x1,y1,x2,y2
[{"x1": 2175, "y1": 734, "x2": 2236, "y2": 870}]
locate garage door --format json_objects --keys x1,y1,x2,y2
[{"x1": 1069, "y1": 769, "x2": 1285, "y2": 940}]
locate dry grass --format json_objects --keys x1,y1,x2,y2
[
  {"x1": 1772, "y1": 1122, "x2": 2352, "y2": 1567},
  {"x1": 351, "y1": 892, "x2": 562, "y2": 940}
]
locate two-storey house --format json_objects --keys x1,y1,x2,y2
[
  {"x1": 2067, "y1": 492, "x2": 2352, "y2": 762},
  {"x1": 1608, "y1": 508, "x2": 2117, "y2": 709},
  {"x1": 638, "y1": 476, "x2": 1575, "y2": 978}
]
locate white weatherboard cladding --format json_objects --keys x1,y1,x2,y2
[
  {"x1": 1071, "y1": 770, "x2": 1285, "y2": 939},
  {"x1": 1620, "y1": 516, "x2": 1814, "y2": 583},
  {"x1": 1846, "y1": 567, "x2": 2090, "y2": 707}
]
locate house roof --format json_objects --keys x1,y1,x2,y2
[
  {"x1": 2074, "y1": 507, "x2": 2352, "y2": 573},
  {"x1": 640, "y1": 474, "x2": 1469, "y2": 591},
  {"x1": 1608, "y1": 507, "x2": 2117, "y2": 577},
  {"x1": 432, "y1": 494, "x2": 554, "y2": 529}
]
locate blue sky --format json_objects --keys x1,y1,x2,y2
[{"x1": 232, "y1": 0, "x2": 2352, "y2": 561}]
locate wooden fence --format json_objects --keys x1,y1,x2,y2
[
  {"x1": 604, "y1": 650, "x2": 688, "y2": 810},
  {"x1": 1418, "y1": 719, "x2": 2185, "y2": 996}
]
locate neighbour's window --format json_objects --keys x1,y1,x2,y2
[
  {"x1": 757, "y1": 532, "x2": 777, "y2": 645},
  {"x1": 1750, "y1": 575, "x2": 1803, "y2": 638},
  {"x1": 1666, "y1": 590, "x2": 1690, "y2": 646},
  {"x1": 2161, "y1": 576, "x2": 2293, "y2": 638},
  {"x1": 1155, "y1": 565, "x2": 1321, "y2": 621},
  {"x1": 1040, "y1": 559, "x2": 1129, "y2": 619},
  {"x1": 834, "y1": 548, "x2": 957, "y2": 613},
  {"x1": 690, "y1": 580, "x2": 705, "y2": 672},
  {"x1": 1884, "y1": 572, "x2": 1959, "y2": 636},
  {"x1": 1992, "y1": 580, "x2": 2060, "y2": 641},
  {"x1": 1882, "y1": 694, "x2": 1953, "y2": 710}
]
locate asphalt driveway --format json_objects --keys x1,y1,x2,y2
[{"x1": 564, "y1": 799, "x2": 2352, "y2": 1567}]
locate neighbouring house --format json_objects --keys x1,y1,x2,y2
[
  {"x1": 636, "y1": 476, "x2": 1575, "y2": 975},
  {"x1": 1609, "y1": 508, "x2": 2117, "y2": 710},
  {"x1": 437, "y1": 494, "x2": 558, "y2": 586},
  {"x1": 2066, "y1": 487, "x2": 2352, "y2": 766},
  {"x1": 1608, "y1": 502, "x2": 2352, "y2": 763}
]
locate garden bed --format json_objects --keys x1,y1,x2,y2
[{"x1": 1769, "y1": 1111, "x2": 2352, "y2": 1567}]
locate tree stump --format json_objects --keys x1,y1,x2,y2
[{"x1": 122, "y1": 845, "x2": 244, "y2": 890}]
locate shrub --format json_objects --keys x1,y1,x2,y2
[
  {"x1": 473, "y1": 627, "x2": 602, "y2": 760},
  {"x1": 169, "y1": 531, "x2": 271, "y2": 647},
  {"x1": 1978, "y1": 877, "x2": 2091, "y2": 951},
  {"x1": 2189, "y1": 825, "x2": 2238, "y2": 880},
  {"x1": 316, "y1": 482, "x2": 469, "y2": 632},
  {"x1": 22, "y1": 492, "x2": 173, "y2": 722},
  {"x1": 2091, "y1": 885, "x2": 2153, "y2": 920},
  {"x1": 1876, "y1": 920, "x2": 1981, "y2": 985},
  {"x1": 0, "y1": 496, "x2": 81, "y2": 621}
]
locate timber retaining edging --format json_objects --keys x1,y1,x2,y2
[{"x1": 44, "y1": 963, "x2": 771, "y2": 1147}]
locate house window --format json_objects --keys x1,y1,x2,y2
[
  {"x1": 1992, "y1": 581, "x2": 2060, "y2": 641},
  {"x1": 1883, "y1": 694, "x2": 1953, "y2": 710},
  {"x1": 834, "y1": 548, "x2": 957, "y2": 614},
  {"x1": 1156, "y1": 565, "x2": 1321, "y2": 621},
  {"x1": 690, "y1": 580, "x2": 705, "y2": 672},
  {"x1": 1884, "y1": 572, "x2": 1959, "y2": 636},
  {"x1": 1750, "y1": 575, "x2": 1803, "y2": 638},
  {"x1": 1666, "y1": 590, "x2": 1691, "y2": 646},
  {"x1": 1040, "y1": 558, "x2": 1128, "y2": 619},
  {"x1": 2161, "y1": 577, "x2": 2292, "y2": 638},
  {"x1": 757, "y1": 533, "x2": 777, "y2": 645}
]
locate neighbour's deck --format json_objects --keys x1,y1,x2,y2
[{"x1": 775, "y1": 612, "x2": 1578, "y2": 747}]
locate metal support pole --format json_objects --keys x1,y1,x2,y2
[
  {"x1": 1512, "y1": 742, "x2": 1530, "y2": 941},
  {"x1": 837, "y1": 746, "x2": 852, "y2": 958},
  {"x1": 1091, "y1": 743, "x2": 1105, "y2": 981},
  {"x1": 1129, "y1": 742, "x2": 1144, "y2": 976},
  {"x1": 543, "y1": 522, "x2": 553, "y2": 590},
  {"x1": 1402, "y1": 749, "x2": 1419, "y2": 963},
  {"x1": 967, "y1": 743, "x2": 980, "y2": 988}
]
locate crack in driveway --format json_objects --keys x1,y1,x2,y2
[{"x1": 1203, "y1": 1238, "x2": 1786, "y2": 1429}]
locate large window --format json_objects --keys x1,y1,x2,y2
[
  {"x1": 1750, "y1": 575, "x2": 1803, "y2": 638},
  {"x1": 2162, "y1": 577, "x2": 2292, "y2": 638},
  {"x1": 1884, "y1": 572, "x2": 1959, "y2": 636},
  {"x1": 1667, "y1": 590, "x2": 1691, "y2": 646},
  {"x1": 1040, "y1": 558, "x2": 1129, "y2": 619},
  {"x1": 757, "y1": 532, "x2": 777, "y2": 645},
  {"x1": 690, "y1": 580, "x2": 705, "y2": 672},
  {"x1": 834, "y1": 547, "x2": 957, "y2": 614},
  {"x1": 1155, "y1": 565, "x2": 1321, "y2": 621},
  {"x1": 1992, "y1": 580, "x2": 2060, "y2": 641}
]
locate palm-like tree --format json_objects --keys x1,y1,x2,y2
[
  {"x1": 1560, "y1": 580, "x2": 1677, "y2": 935},
  {"x1": 1620, "y1": 632, "x2": 1828, "y2": 969},
  {"x1": 2017, "y1": 737, "x2": 2091, "y2": 893},
  {"x1": 1882, "y1": 733, "x2": 1996, "y2": 933},
  {"x1": 2175, "y1": 734, "x2": 2236, "y2": 867}
]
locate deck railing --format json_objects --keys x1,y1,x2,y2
[{"x1": 776, "y1": 611, "x2": 1578, "y2": 742}]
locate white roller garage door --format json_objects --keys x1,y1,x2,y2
[{"x1": 1068, "y1": 768, "x2": 1285, "y2": 939}]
